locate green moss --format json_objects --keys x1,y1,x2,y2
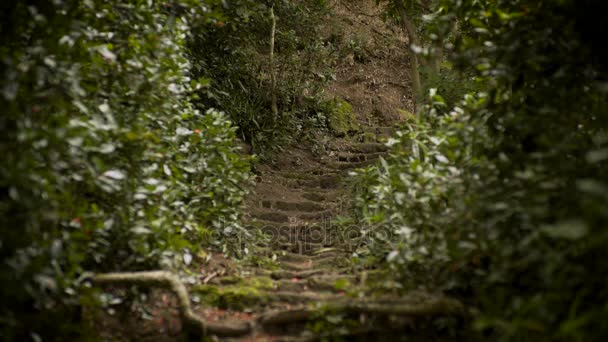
[
  {"x1": 324, "y1": 98, "x2": 358, "y2": 137},
  {"x1": 249, "y1": 276, "x2": 274, "y2": 290},
  {"x1": 333, "y1": 278, "x2": 352, "y2": 291},
  {"x1": 357, "y1": 131, "x2": 378, "y2": 143},
  {"x1": 192, "y1": 276, "x2": 275, "y2": 310}
]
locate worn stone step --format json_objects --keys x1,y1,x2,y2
[
  {"x1": 375, "y1": 126, "x2": 395, "y2": 137},
  {"x1": 345, "y1": 142, "x2": 389, "y2": 154},
  {"x1": 250, "y1": 209, "x2": 334, "y2": 223},
  {"x1": 256, "y1": 225, "x2": 332, "y2": 247},
  {"x1": 278, "y1": 260, "x2": 313, "y2": 272},
  {"x1": 335, "y1": 152, "x2": 383, "y2": 163},
  {"x1": 273, "y1": 174, "x2": 342, "y2": 190},
  {"x1": 274, "y1": 277, "x2": 351, "y2": 293},
  {"x1": 324, "y1": 159, "x2": 377, "y2": 171},
  {"x1": 273, "y1": 171, "x2": 321, "y2": 181},
  {"x1": 275, "y1": 251, "x2": 313, "y2": 263},
  {"x1": 282, "y1": 242, "x2": 330, "y2": 255},
  {"x1": 301, "y1": 192, "x2": 325, "y2": 202},
  {"x1": 259, "y1": 200, "x2": 327, "y2": 213}
]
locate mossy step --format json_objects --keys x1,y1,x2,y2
[
  {"x1": 274, "y1": 279, "x2": 354, "y2": 294},
  {"x1": 273, "y1": 291, "x2": 340, "y2": 304},
  {"x1": 192, "y1": 277, "x2": 274, "y2": 310},
  {"x1": 191, "y1": 283, "x2": 336, "y2": 310}
]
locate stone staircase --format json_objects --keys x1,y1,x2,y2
[
  {"x1": 95, "y1": 125, "x2": 467, "y2": 341},
  {"x1": 176, "y1": 126, "x2": 467, "y2": 341}
]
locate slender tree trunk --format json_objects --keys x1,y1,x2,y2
[
  {"x1": 396, "y1": 1, "x2": 422, "y2": 103},
  {"x1": 433, "y1": 45, "x2": 442, "y2": 74},
  {"x1": 269, "y1": 6, "x2": 278, "y2": 120}
]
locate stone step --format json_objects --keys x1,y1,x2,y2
[
  {"x1": 301, "y1": 192, "x2": 340, "y2": 202},
  {"x1": 250, "y1": 209, "x2": 334, "y2": 223},
  {"x1": 375, "y1": 126, "x2": 395, "y2": 137},
  {"x1": 274, "y1": 170, "x2": 341, "y2": 179},
  {"x1": 334, "y1": 152, "x2": 383, "y2": 163},
  {"x1": 256, "y1": 226, "x2": 332, "y2": 247},
  {"x1": 273, "y1": 174, "x2": 342, "y2": 190},
  {"x1": 324, "y1": 159, "x2": 378, "y2": 171},
  {"x1": 258, "y1": 200, "x2": 327, "y2": 213},
  {"x1": 344, "y1": 142, "x2": 389, "y2": 154},
  {"x1": 281, "y1": 242, "x2": 330, "y2": 255},
  {"x1": 361, "y1": 125, "x2": 395, "y2": 136},
  {"x1": 274, "y1": 277, "x2": 352, "y2": 293}
]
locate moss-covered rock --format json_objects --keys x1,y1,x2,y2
[{"x1": 324, "y1": 98, "x2": 358, "y2": 137}]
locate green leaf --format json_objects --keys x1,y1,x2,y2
[{"x1": 541, "y1": 220, "x2": 588, "y2": 240}]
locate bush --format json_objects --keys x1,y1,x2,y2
[
  {"x1": 352, "y1": 0, "x2": 608, "y2": 340},
  {"x1": 0, "y1": 1, "x2": 251, "y2": 339}
]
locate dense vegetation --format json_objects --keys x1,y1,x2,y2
[
  {"x1": 0, "y1": 1, "x2": 252, "y2": 338},
  {"x1": 353, "y1": 0, "x2": 608, "y2": 340},
  {"x1": 188, "y1": 0, "x2": 338, "y2": 157},
  {"x1": 1, "y1": 0, "x2": 607, "y2": 340}
]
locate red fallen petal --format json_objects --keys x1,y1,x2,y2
[{"x1": 291, "y1": 277, "x2": 299, "y2": 283}]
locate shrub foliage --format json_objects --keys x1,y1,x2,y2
[
  {"x1": 354, "y1": 0, "x2": 608, "y2": 340},
  {"x1": 0, "y1": 1, "x2": 251, "y2": 338}
]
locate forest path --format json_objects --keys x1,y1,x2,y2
[
  {"x1": 98, "y1": 1, "x2": 465, "y2": 340},
  {"x1": 186, "y1": 0, "x2": 461, "y2": 339}
]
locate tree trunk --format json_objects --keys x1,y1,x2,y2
[
  {"x1": 396, "y1": 1, "x2": 423, "y2": 103},
  {"x1": 269, "y1": 6, "x2": 278, "y2": 120}
]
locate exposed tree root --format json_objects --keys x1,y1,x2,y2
[
  {"x1": 260, "y1": 296, "x2": 465, "y2": 326},
  {"x1": 92, "y1": 271, "x2": 467, "y2": 339},
  {"x1": 92, "y1": 271, "x2": 252, "y2": 338}
]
